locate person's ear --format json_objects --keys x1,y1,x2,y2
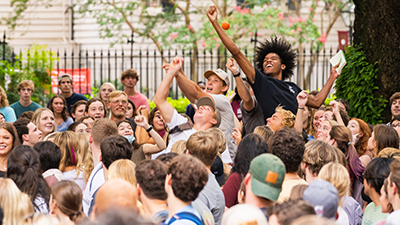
[
  {"x1": 393, "y1": 183, "x2": 398, "y2": 196},
  {"x1": 89, "y1": 134, "x2": 93, "y2": 144},
  {"x1": 244, "y1": 173, "x2": 251, "y2": 185},
  {"x1": 136, "y1": 183, "x2": 142, "y2": 196},
  {"x1": 281, "y1": 64, "x2": 286, "y2": 70},
  {"x1": 222, "y1": 85, "x2": 229, "y2": 93},
  {"x1": 22, "y1": 134, "x2": 29, "y2": 142},
  {"x1": 210, "y1": 118, "x2": 217, "y2": 126}
]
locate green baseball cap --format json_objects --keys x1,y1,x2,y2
[{"x1": 250, "y1": 153, "x2": 286, "y2": 202}]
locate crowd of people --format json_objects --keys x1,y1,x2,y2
[{"x1": 1, "y1": 4, "x2": 400, "y2": 225}]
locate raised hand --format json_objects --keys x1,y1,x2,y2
[
  {"x1": 297, "y1": 90, "x2": 308, "y2": 108},
  {"x1": 207, "y1": 5, "x2": 218, "y2": 22},
  {"x1": 162, "y1": 63, "x2": 170, "y2": 74},
  {"x1": 167, "y1": 56, "x2": 183, "y2": 77},
  {"x1": 226, "y1": 58, "x2": 238, "y2": 74},
  {"x1": 137, "y1": 105, "x2": 148, "y2": 116},
  {"x1": 331, "y1": 62, "x2": 340, "y2": 79},
  {"x1": 232, "y1": 128, "x2": 242, "y2": 146},
  {"x1": 329, "y1": 100, "x2": 340, "y2": 115},
  {"x1": 134, "y1": 115, "x2": 149, "y2": 128}
]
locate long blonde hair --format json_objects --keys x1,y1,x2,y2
[
  {"x1": 0, "y1": 86, "x2": 9, "y2": 107},
  {"x1": 53, "y1": 131, "x2": 82, "y2": 174},
  {"x1": 0, "y1": 178, "x2": 34, "y2": 225},
  {"x1": 108, "y1": 159, "x2": 137, "y2": 185},
  {"x1": 318, "y1": 162, "x2": 350, "y2": 206},
  {"x1": 32, "y1": 108, "x2": 57, "y2": 138},
  {"x1": 76, "y1": 133, "x2": 93, "y2": 183}
]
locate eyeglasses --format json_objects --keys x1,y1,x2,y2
[{"x1": 111, "y1": 100, "x2": 127, "y2": 105}]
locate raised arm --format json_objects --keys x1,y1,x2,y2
[
  {"x1": 294, "y1": 91, "x2": 308, "y2": 134},
  {"x1": 306, "y1": 64, "x2": 339, "y2": 108},
  {"x1": 226, "y1": 58, "x2": 255, "y2": 111},
  {"x1": 134, "y1": 115, "x2": 167, "y2": 155},
  {"x1": 330, "y1": 100, "x2": 344, "y2": 125},
  {"x1": 154, "y1": 57, "x2": 183, "y2": 123},
  {"x1": 207, "y1": 5, "x2": 255, "y2": 83}
]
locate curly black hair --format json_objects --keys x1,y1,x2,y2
[{"x1": 254, "y1": 36, "x2": 297, "y2": 80}]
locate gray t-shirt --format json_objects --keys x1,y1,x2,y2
[
  {"x1": 210, "y1": 94, "x2": 237, "y2": 162},
  {"x1": 240, "y1": 97, "x2": 265, "y2": 136},
  {"x1": 194, "y1": 173, "x2": 225, "y2": 225}
]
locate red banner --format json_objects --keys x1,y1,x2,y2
[
  {"x1": 50, "y1": 69, "x2": 91, "y2": 94},
  {"x1": 338, "y1": 31, "x2": 349, "y2": 51}
]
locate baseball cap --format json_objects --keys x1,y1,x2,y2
[
  {"x1": 249, "y1": 153, "x2": 286, "y2": 202},
  {"x1": 58, "y1": 73, "x2": 73, "y2": 84},
  {"x1": 196, "y1": 97, "x2": 221, "y2": 128},
  {"x1": 303, "y1": 179, "x2": 339, "y2": 220},
  {"x1": 211, "y1": 155, "x2": 225, "y2": 186},
  {"x1": 221, "y1": 203, "x2": 268, "y2": 225},
  {"x1": 204, "y1": 69, "x2": 230, "y2": 87}
]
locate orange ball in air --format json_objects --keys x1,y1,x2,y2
[{"x1": 222, "y1": 22, "x2": 230, "y2": 30}]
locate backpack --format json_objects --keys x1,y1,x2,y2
[{"x1": 163, "y1": 212, "x2": 204, "y2": 225}]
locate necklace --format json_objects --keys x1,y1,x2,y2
[{"x1": 0, "y1": 163, "x2": 7, "y2": 170}]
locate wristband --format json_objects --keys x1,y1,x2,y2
[
  {"x1": 298, "y1": 107, "x2": 305, "y2": 110},
  {"x1": 146, "y1": 125, "x2": 153, "y2": 133},
  {"x1": 233, "y1": 71, "x2": 241, "y2": 77}
]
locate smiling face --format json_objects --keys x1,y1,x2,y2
[
  {"x1": 118, "y1": 122, "x2": 134, "y2": 136},
  {"x1": 52, "y1": 97, "x2": 65, "y2": 115},
  {"x1": 100, "y1": 84, "x2": 114, "y2": 102},
  {"x1": 392, "y1": 99, "x2": 400, "y2": 117},
  {"x1": 39, "y1": 110, "x2": 55, "y2": 135},
  {"x1": 108, "y1": 95, "x2": 128, "y2": 119},
  {"x1": 263, "y1": 53, "x2": 285, "y2": 78},
  {"x1": 193, "y1": 105, "x2": 217, "y2": 127},
  {"x1": 18, "y1": 86, "x2": 33, "y2": 101},
  {"x1": 0, "y1": 128, "x2": 13, "y2": 158},
  {"x1": 317, "y1": 120, "x2": 332, "y2": 142},
  {"x1": 266, "y1": 112, "x2": 283, "y2": 132},
  {"x1": 73, "y1": 104, "x2": 86, "y2": 121},
  {"x1": 313, "y1": 110, "x2": 325, "y2": 131},
  {"x1": 26, "y1": 122, "x2": 42, "y2": 146},
  {"x1": 205, "y1": 74, "x2": 227, "y2": 95},
  {"x1": 152, "y1": 110, "x2": 165, "y2": 131},
  {"x1": 87, "y1": 101, "x2": 105, "y2": 120}
]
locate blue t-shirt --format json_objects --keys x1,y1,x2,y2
[
  {"x1": 10, "y1": 101, "x2": 42, "y2": 118},
  {"x1": 65, "y1": 93, "x2": 88, "y2": 115},
  {"x1": 57, "y1": 117, "x2": 74, "y2": 132},
  {"x1": 164, "y1": 204, "x2": 202, "y2": 225},
  {"x1": 0, "y1": 106, "x2": 17, "y2": 122}
]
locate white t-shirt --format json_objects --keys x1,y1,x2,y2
[
  {"x1": 82, "y1": 162, "x2": 105, "y2": 215},
  {"x1": 63, "y1": 168, "x2": 85, "y2": 192},
  {"x1": 209, "y1": 94, "x2": 237, "y2": 162},
  {"x1": 152, "y1": 109, "x2": 197, "y2": 159}
]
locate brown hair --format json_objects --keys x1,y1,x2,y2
[
  {"x1": 351, "y1": 118, "x2": 371, "y2": 156},
  {"x1": 389, "y1": 158, "x2": 400, "y2": 195},
  {"x1": 303, "y1": 140, "x2": 340, "y2": 176},
  {"x1": 0, "y1": 122, "x2": 21, "y2": 151},
  {"x1": 121, "y1": 69, "x2": 139, "y2": 82},
  {"x1": 267, "y1": 199, "x2": 315, "y2": 225},
  {"x1": 71, "y1": 100, "x2": 87, "y2": 116},
  {"x1": 207, "y1": 128, "x2": 226, "y2": 154},
  {"x1": 85, "y1": 98, "x2": 106, "y2": 116},
  {"x1": 17, "y1": 80, "x2": 35, "y2": 92},
  {"x1": 168, "y1": 155, "x2": 208, "y2": 202},
  {"x1": 136, "y1": 159, "x2": 168, "y2": 200},
  {"x1": 186, "y1": 131, "x2": 219, "y2": 167},
  {"x1": 91, "y1": 118, "x2": 118, "y2": 146},
  {"x1": 373, "y1": 124, "x2": 399, "y2": 156},
  {"x1": 170, "y1": 140, "x2": 186, "y2": 155},
  {"x1": 48, "y1": 95, "x2": 70, "y2": 121},
  {"x1": 107, "y1": 91, "x2": 128, "y2": 103},
  {"x1": 390, "y1": 92, "x2": 400, "y2": 106},
  {"x1": 51, "y1": 180, "x2": 87, "y2": 224}
]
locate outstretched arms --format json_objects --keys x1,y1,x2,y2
[
  {"x1": 207, "y1": 5, "x2": 256, "y2": 83},
  {"x1": 307, "y1": 64, "x2": 339, "y2": 108},
  {"x1": 154, "y1": 57, "x2": 184, "y2": 123},
  {"x1": 294, "y1": 91, "x2": 308, "y2": 134}
]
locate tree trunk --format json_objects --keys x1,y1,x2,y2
[{"x1": 353, "y1": 0, "x2": 400, "y2": 122}]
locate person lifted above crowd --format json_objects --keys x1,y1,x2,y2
[{"x1": 206, "y1": 5, "x2": 339, "y2": 121}]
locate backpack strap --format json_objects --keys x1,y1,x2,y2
[{"x1": 164, "y1": 212, "x2": 204, "y2": 225}]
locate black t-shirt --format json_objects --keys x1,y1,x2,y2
[{"x1": 250, "y1": 68, "x2": 302, "y2": 121}]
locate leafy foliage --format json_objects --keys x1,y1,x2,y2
[
  {"x1": 0, "y1": 44, "x2": 56, "y2": 105},
  {"x1": 335, "y1": 44, "x2": 386, "y2": 124},
  {"x1": 149, "y1": 97, "x2": 190, "y2": 113}
]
